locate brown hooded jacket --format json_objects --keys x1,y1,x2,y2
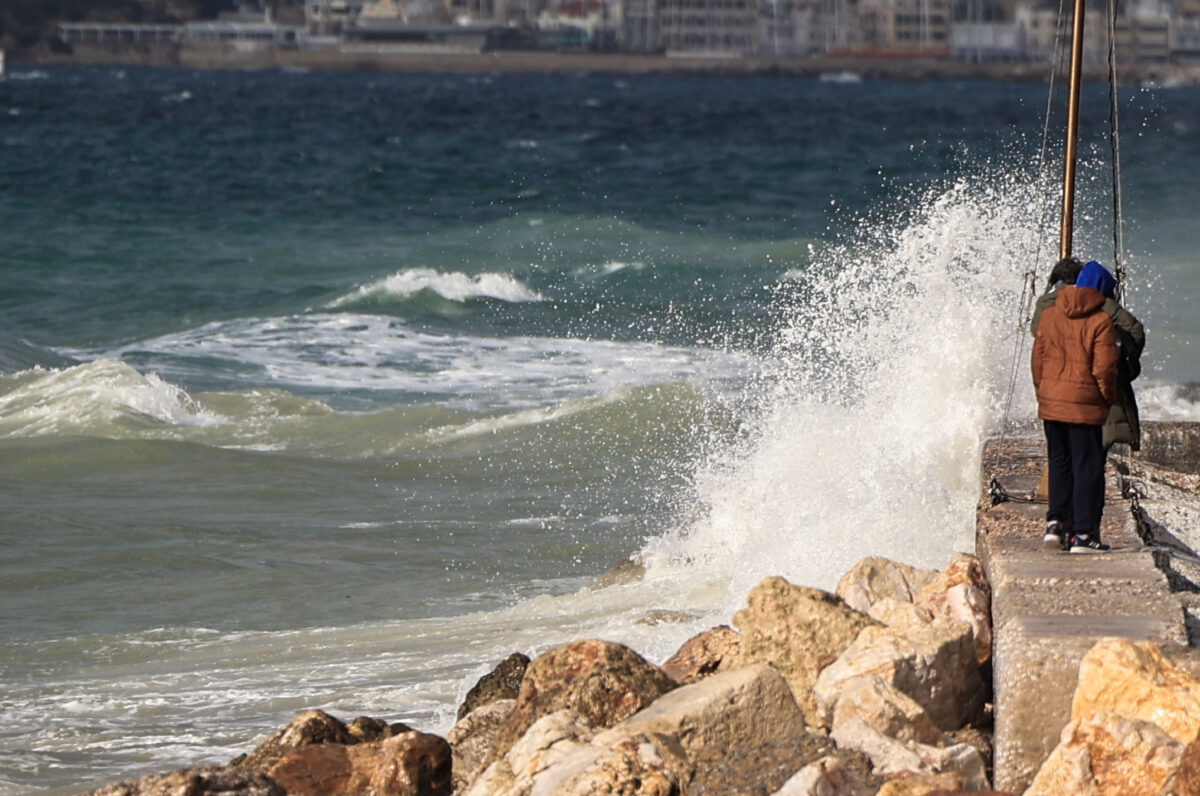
[{"x1": 1032, "y1": 285, "x2": 1118, "y2": 426}]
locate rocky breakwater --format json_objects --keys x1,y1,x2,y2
[{"x1": 84, "y1": 551, "x2": 1006, "y2": 796}]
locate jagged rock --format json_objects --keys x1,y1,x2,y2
[
  {"x1": 835, "y1": 557, "x2": 939, "y2": 614},
  {"x1": 872, "y1": 772, "x2": 965, "y2": 795},
  {"x1": 944, "y1": 726, "x2": 992, "y2": 774},
  {"x1": 867, "y1": 598, "x2": 934, "y2": 630},
  {"x1": 721, "y1": 576, "x2": 878, "y2": 726},
  {"x1": 463, "y1": 710, "x2": 598, "y2": 796},
  {"x1": 1023, "y1": 710, "x2": 1183, "y2": 796},
  {"x1": 83, "y1": 765, "x2": 284, "y2": 796},
  {"x1": 914, "y1": 554, "x2": 990, "y2": 609},
  {"x1": 239, "y1": 709, "x2": 355, "y2": 770},
  {"x1": 660, "y1": 625, "x2": 740, "y2": 684},
  {"x1": 920, "y1": 583, "x2": 991, "y2": 667},
  {"x1": 591, "y1": 663, "x2": 828, "y2": 795},
  {"x1": 812, "y1": 619, "x2": 984, "y2": 732},
  {"x1": 831, "y1": 675, "x2": 947, "y2": 747},
  {"x1": 1071, "y1": 638, "x2": 1200, "y2": 745},
  {"x1": 457, "y1": 652, "x2": 531, "y2": 720},
  {"x1": 484, "y1": 640, "x2": 675, "y2": 768},
  {"x1": 769, "y1": 755, "x2": 870, "y2": 796},
  {"x1": 267, "y1": 731, "x2": 452, "y2": 796},
  {"x1": 347, "y1": 715, "x2": 413, "y2": 743},
  {"x1": 829, "y1": 719, "x2": 988, "y2": 791},
  {"x1": 914, "y1": 554, "x2": 992, "y2": 667},
  {"x1": 447, "y1": 698, "x2": 515, "y2": 793}
]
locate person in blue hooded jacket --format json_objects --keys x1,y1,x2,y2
[{"x1": 1031, "y1": 259, "x2": 1145, "y2": 452}]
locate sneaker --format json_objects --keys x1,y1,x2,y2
[
  {"x1": 1043, "y1": 521, "x2": 1066, "y2": 551},
  {"x1": 1069, "y1": 535, "x2": 1111, "y2": 554}
]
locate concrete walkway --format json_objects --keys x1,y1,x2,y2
[{"x1": 977, "y1": 431, "x2": 1192, "y2": 794}]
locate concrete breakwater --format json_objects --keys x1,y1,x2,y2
[{"x1": 980, "y1": 420, "x2": 1200, "y2": 795}]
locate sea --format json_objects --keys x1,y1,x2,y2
[{"x1": 2, "y1": 62, "x2": 1199, "y2": 794}]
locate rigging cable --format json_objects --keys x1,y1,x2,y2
[{"x1": 1106, "y1": 0, "x2": 1128, "y2": 298}]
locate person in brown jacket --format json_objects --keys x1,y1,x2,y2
[{"x1": 1032, "y1": 260, "x2": 1119, "y2": 553}]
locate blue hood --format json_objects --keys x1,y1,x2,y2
[{"x1": 1076, "y1": 260, "x2": 1116, "y2": 298}]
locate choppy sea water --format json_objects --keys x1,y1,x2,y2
[{"x1": 2, "y1": 64, "x2": 1199, "y2": 793}]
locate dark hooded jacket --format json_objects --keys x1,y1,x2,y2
[
  {"x1": 1030, "y1": 265, "x2": 1145, "y2": 448},
  {"x1": 1032, "y1": 285, "x2": 1118, "y2": 426}
]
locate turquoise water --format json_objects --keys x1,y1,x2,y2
[{"x1": 1, "y1": 64, "x2": 1198, "y2": 793}]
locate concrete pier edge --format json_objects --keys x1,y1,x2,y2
[{"x1": 978, "y1": 421, "x2": 1200, "y2": 794}]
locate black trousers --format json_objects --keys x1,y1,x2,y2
[{"x1": 1044, "y1": 419, "x2": 1106, "y2": 537}]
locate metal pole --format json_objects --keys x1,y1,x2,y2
[{"x1": 1060, "y1": 0, "x2": 1086, "y2": 260}]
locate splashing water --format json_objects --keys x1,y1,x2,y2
[{"x1": 638, "y1": 168, "x2": 1055, "y2": 613}]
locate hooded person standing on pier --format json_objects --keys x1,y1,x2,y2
[{"x1": 1032, "y1": 260, "x2": 1119, "y2": 553}]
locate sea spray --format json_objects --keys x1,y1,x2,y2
[{"x1": 637, "y1": 168, "x2": 1057, "y2": 615}]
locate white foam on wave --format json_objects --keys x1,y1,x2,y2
[
  {"x1": 1138, "y1": 380, "x2": 1200, "y2": 421},
  {"x1": 327, "y1": 267, "x2": 544, "y2": 307},
  {"x1": 0, "y1": 360, "x2": 219, "y2": 438},
  {"x1": 96, "y1": 313, "x2": 751, "y2": 411}
]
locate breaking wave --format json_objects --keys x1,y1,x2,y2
[{"x1": 327, "y1": 268, "x2": 544, "y2": 307}]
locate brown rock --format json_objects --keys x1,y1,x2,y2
[
  {"x1": 1025, "y1": 710, "x2": 1184, "y2": 796},
  {"x1": 457, "y1": 652, "x2": 531, "y2": 720},
  {"x1": 813, "y1": 619, "x2": 985, "y2": 732},
  {"x1": 447, "y1": 698, "x2": 515, "y2": 793},
  {"x1": 462, "y1": 709, "x2": 598, "y2": 796},
  {"x1": 347, "y1": 715, "x2": 413, "y2": 743},
  {"x1": 1071, "y1": 638, "x2": 1200, "y2": 745},
  {"x1": 915, "y1": 554, "x2": 992, "y2": 667},
  {"x1": 268, "y1": 731, "x2": 452, "y2": 796},
  {"x1": 533, "y1": 734, "x2": 683, "y2": 795},
  {"x1": 721, "y1": 576, "x2": 878, "y2": 726},
  {"x1": 239, "y1": 709, "x2": 354, "y2": 770},
  {"x1": 84, "y1": 766, "x2": 284, "y2": 796},
  {"x1": 873, "y1": 772, "x2": 964, "y2": 795},
  {"x1": 485, "y1": 640, "x2": 675, "y2": 767},
  {"x1": 867, "y1": 598, "x2": 934, "y2": 630},
  {"x1": 836, "y1": 557, "x2": 939, "y2": 614},
  {"x1": 660, "y1": 625, "x2": 740, "y2": 684}
]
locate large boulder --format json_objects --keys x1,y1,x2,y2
[
  {"x1": 914, "y1": 555, "x2": 992, "y2": 668},
  {"x1": 447, "y1": 698, "x2": 515, "y2": 793},
  {"x1": 488, "y1": 664, "x2": 830, "y2": 796},
  {"x1": 1023, "y1": 710, "x2": 1184, "y2": 796},
  {"x1": 84, "y1": 766, "x2": 284, "y2": 796},
  {"x1": 769, "y1": 755, "x2": 870, "y2": 796},
  {"x1": 1071, "y1": 638, "x2": 1200, "y2": 745},
  {"x1": 484, "y1": 640, "x2": 675, "y2": 768},
  {"x1": 830, "y1": 675, "x2": 947, "y2": 747},
  {"x1": 813, "y1": 620, "x2": 984, "y2": 732},
  {"x1": 238, "y1": 710, "x2": 356, "y2": 770},
  {"x1": 462, "y1": 710, "x2": 599, "y2": 796},
  {"x1": 871, "y1": 772, "x2": 966, "y2": 795},
  {"x1": 836, "y1": 557, "x2": 939, "y2": 614},
  {"x1": 867, "y1": 598, "x2": 934, "y2": 631},
  {"x1": 660, "y1": 625, "x2": 740, "y2": 685},
  {"x1": 457, "y1": 653, "x2": 530, "y2": 720},
  {"x1": 267, "y1": 731, "x2": 451, "y2": 796},
  {"x1": 721, "y1": 576, "x2": 878, "y2": 725}
]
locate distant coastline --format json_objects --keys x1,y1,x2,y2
[{"x1": 19, "y1": 43, "x2": 1200, "y2": 84}]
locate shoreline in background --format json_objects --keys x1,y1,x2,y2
[{"x1": 18, "y1": 44, "x2": 1200, "y2": 83}]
